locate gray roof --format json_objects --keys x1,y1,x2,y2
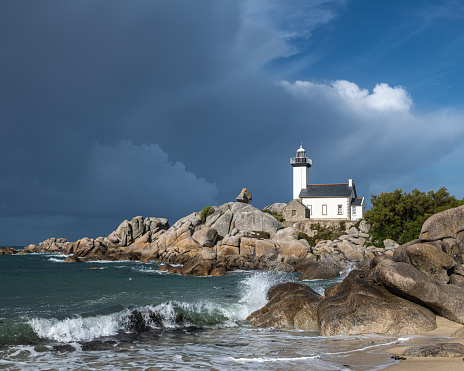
[
  {"x1": 299, "y1": 183, "x2": 356, "y2": 198},
  {"x1": 351, "y1": 198, "x2": 363, "y2": 206}
]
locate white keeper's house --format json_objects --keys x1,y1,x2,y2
[{"x1": 285, "y1": 144, "x2": 365, "y2": 221}]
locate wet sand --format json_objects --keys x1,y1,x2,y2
[{"x1": 384, "y1": 317, "x2": 464, "y2": 371}]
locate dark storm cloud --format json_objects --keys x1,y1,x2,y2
[
  {"x1": 1, "y1": 0, "x2": 244, "y2": 243},
  {"x1": 1, "y1": 0, "x2": 464, "y2": 245}
]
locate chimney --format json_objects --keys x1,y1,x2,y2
[{"x1": 348, "y1": 179, "x2": 353, "y2": 187}]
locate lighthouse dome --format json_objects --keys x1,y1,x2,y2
[{"x1": 297, "y1": 145, "x2": 305, "y2": 153}]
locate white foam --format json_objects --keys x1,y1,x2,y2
[
  {"x1": 132, "y1": 266, "x2": 165, "y2": 275},
  {"x1": 236, "y1": 271, "x2": 291, "y2": 319},
  {"x1": 29, "y1": 314, "x2": 121, "y2": 343},
  {"x1": 48, "y1": 257, "x2": 65, "y2": 263},
  {"x1": 230, "y1": 355, "x2": 320, "y2": 363},
  {"x1": 340, "y1": 262, "x2": 357, "y2": 277},
  {"x1": 324, "y1": 337, "x2": 410, "y2": 355}
]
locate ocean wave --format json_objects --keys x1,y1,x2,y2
[
  {"x1": 27, "y1": 300, "x2": 242, "y2": 343},
  {"x1": 20, "y1": 271, "x2": 293, "y2": 344},
  {"x1": 131, "y1": 266, "x2": 165, "y2": 275},
  {"x1": 237, "y1": 271, "x2": 293, "y2": 318},
  {"x1": 29, "y1": 314, "x2": 121, "y2": 343},
  {"x1": 48, "y1": 257, "x2": 65, "y2": 263}
]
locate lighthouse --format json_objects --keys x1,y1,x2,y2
[{"x1": 290, "y1": 144, "x2": 312, "y2": 199}]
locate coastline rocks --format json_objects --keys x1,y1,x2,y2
[
  {"x1": 272, "y1": 227, "x2": 298, "y2": 241},
  {"x1": 393, "y1": 242, "x2": 455, "y2": 283},
  {"x1": 383, "y1": 239, "x2": 399, "y2": 250},
  {"x1": 451, "y1": 327, "x2": 464, "y2": 338},
  {"x1": 373, "y1": 259, "x2": 464, "y2": 324},
  {"x1": 24, "y1": 238, "x2": 68, "y2": 253},
  {"x1": 63, "y1": 255, "x2": 83, "y2": 263},
  {"x1": 359, "y1": 220, "x2": 371, "y2": 234},
  {"x1": 230, "y1": 204, "x2": 283, "y2": 238},
  {"x1": 403, "y1": 343, "x2": 464, "y2": 357},
  {"x1": 0, "y1": 246, "x2": 18, "y2": 254},
  {"x1": 192, "y1": 227, "x2": 218, "y2": 247},
  {"x1": 419, "y1": 205, "x2": 464, "y2": 242},
  {"x1": 106, "y1": 217, "x2": 170, "y2": 248},
  {"x1": 297, "y1": 261, "x2": 341, "y2": 281},
  {"x1": 318, "y1": 270, "x2": 437, "y2": 335},
  {"x1": 247, "y1": 282, "x2": 323, "y2": 330},
  {"x1": 263, "y1": 203, "x2": 287, "y2": 215},
  {"x1": 236, "y1": 188, "x2": 252, "y2": 203}
]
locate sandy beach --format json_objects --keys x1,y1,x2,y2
[{"x1": 384, "y1": 317, "x2": 464, "y2": 371}]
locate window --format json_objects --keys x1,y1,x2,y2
[
  {"x1": 322, "y1": 204, "x2": 327, "y2": 215},
  {"x1": 292, "y1": 210, "x2": 296, "y2": 216},
  {"x1": 337, "y1": 204, "x2": 343, "y2": 215},
  {"x1": 352, "y1": 206, "x2": 357, "y2": 215}
]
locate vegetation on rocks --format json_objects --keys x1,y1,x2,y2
[
  {"x1": 298, "y1": 223, "x2": 345, "y2": 246},
  {"x1": 262, "y1": 209, "x2": 284, "y2": 222},
  {"x1": 249, "y1": 231, "x2": 271, "y2": 240},
  {"x1": 200, "y1": 206, "x2": 214, "y2": 224},
  {"x1": 364, "y1": 187, "x2": 464, "y2": 246}
]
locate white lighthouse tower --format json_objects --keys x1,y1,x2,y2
[{"x1": 290, "y1": 144, "x2": 312, "y2": 199}]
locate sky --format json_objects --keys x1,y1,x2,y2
[{"x1": 1, "y1": 0, "x2": 464, "y2": 245}]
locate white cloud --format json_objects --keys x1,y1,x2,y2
[
  {"x1": 279, "y1": 79, "x2": 464, "y2": 199},
  {"x1": 281, "y1": 79, "x2": 412, "y2": 112},
  {"x1": 244, "y1": 0, "x2": 348, "y2": 40}
]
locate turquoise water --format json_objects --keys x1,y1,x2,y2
[{"x1": 0, "y1": 252, "x2": 404, "y2": 370}]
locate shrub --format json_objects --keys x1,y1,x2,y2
[
  {"x1": 298, "y1": 224, "x2": 345, "y2": 247},
  {"x1": 339, "y1": 220, "x2": 346, "y2": 231},
  {"x1": 364, "y1": 187, "x2": 464, "y2": 247},
  {"x1": 200, "y1": 206, "x2": 214, "y2": 224},
  {"x1": 298, "y1": 232, "x2": 315, "y2": 246}
]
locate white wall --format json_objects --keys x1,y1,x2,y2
[
  {"x1": 301, "y1": 197, "x2": 349, "y2": 219},
  {"x1": 293, "y1": 166, "x2": 308, "y2": 200},
  {"x1": 350, "y1": 199, "x2": 366, "y2": 221},
  {"x1": 350, "y1": 205, "x2": 362, "y2": 221}
]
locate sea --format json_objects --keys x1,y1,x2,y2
[{"x1": 0, "y1": 251, "x2": 418, "y2": 370}]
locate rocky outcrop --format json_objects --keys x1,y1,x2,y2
[
  {"x1": 420, "y1": 205, "x2": 464, "y2": 242},
  {"x1": 263, "y1": 203, "x2": 287, "y2": 214},
  {"x1": 248, "y1": 269, "x2": 436, "y2": 335},
  {"x1": 318, "y1": 269, "x2": 436, "y2": 336},
  {"x1": 393, "y1": 242, "x2": 456, "y2": 283},
  {"x1": 236, "y1": 188, "x2": 252, "y2": 203},
  {"x1": 246, "y1": 282, "x2": 323, "y2": 330},
  {"x1": 403, "y1": 343, "x2": 464, "y2": 357},
  {"x1": 105, "y1": 217, "x2": 169, "y2": 249},
  {"x1": 21, "y1": 202, "x2": 385, "y2": 277},
  {"x1": 0, "y1": 246, "x2": 18, "y2": 254},
  {"x1": 297, "y1": 261, "x2": 340, "y2": 281},
  {"x1": 192, "y1": 227, "x2": 218, "y2": 247},
  {"x1": 20, "y1": 189, "x2": 407, "y2": 279},
  {"x1": 373, "y1": 258, "x2": 464, "y2": 324},
  {"x1": 230, "y1": 204, "x2": 283, "y2": 238},
  {"x1": 24, "y1": 238, "x2": 69, "y2": 253},
  {"x1": 248, "y1": 205, "x2": 464, "y2": 336},
  {"x1": 64, "y1": 255, "x2": 83, "y2": 263}
]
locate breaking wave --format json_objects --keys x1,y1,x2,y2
[{"x1": 25, "y1": 271, "x2": 290, "y2": 344}]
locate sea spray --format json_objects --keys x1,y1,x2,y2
[
  {"x1": 1, "y1": 254, "x2": 405, "y2": 370},
  {"x1": 29, "y1": 314, "x2": 121, "y2": 343},
  {"x1": 237, "y1": 271, "x2": 293, "y2": 319},
  {"x1": 26, "y1": 271, "x2": 295, "y2": 343}
]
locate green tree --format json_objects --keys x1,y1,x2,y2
[{"x1": 364, "y1": 187, "x2": 463, "y2": 246}]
